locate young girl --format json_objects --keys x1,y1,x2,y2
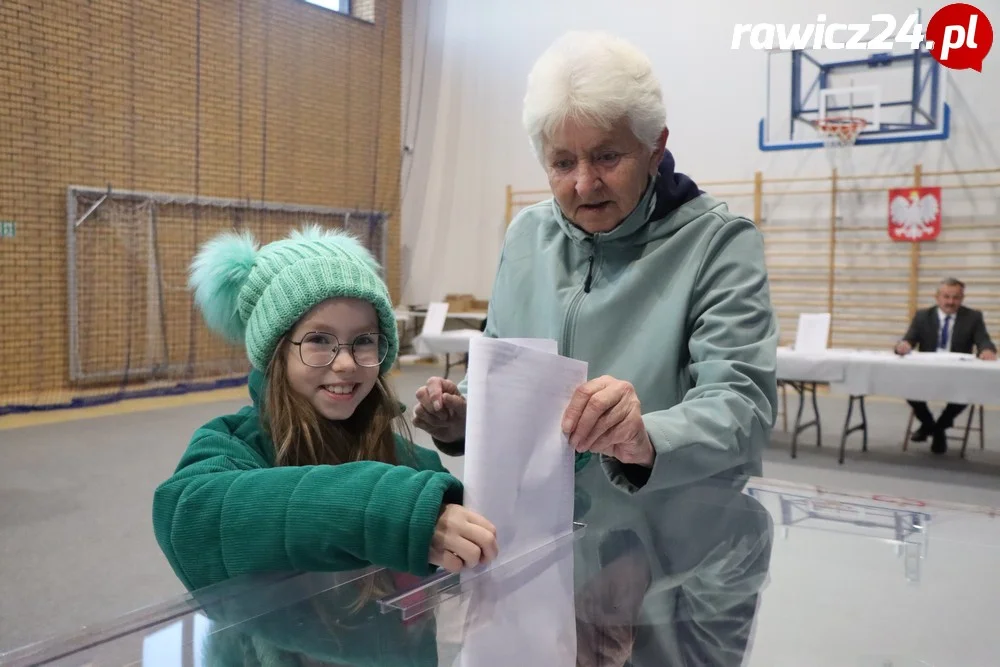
[{"x1": 153, "y1": 226, "x2": 498, "y2": 592}]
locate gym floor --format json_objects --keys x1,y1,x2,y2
[{"x1": 2, "y1": 362, "x2": 998, "y2": 651}]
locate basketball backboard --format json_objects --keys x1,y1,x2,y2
[{"x1": 760, "y1": 43, "x2": 949, "y2": 151}]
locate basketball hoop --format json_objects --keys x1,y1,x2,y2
[
  {"x1": 814, "y1": 117, "x2": 868, "y2": 183},
  {"x1": 814, "y1": 117, "x2": 868, "y2": 147}
]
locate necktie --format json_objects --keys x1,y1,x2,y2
[{"x1": 940, "y1": 315, "x2": 952, "y2": 349}]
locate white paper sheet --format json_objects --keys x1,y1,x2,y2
[
  {"x1": 457, "y1": 336, "x2": 586, "y2": 667},
  {"x1": 421, "y1": 301, "x2": 450, "y2": 336},
  {"x1": 457, "y1": 535, "x2": 577, "y2": 667},
  {"x1": 794, "y1": 313, "x2": 831, "y2": 353},
  {"x1": 462, "y1": 336, "x2": 585, "y2": 567}
]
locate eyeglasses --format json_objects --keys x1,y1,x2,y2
[{"x1": 290, "y1": 331, "x2": 389, "y2": 368}]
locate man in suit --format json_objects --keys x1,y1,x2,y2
[{"x1": 895, "y1": 277, "x2": 997, "y2": 453}]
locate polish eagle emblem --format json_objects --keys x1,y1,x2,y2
[{"x1": 888, "y1": 188, "x2": 941, "y2": 242}]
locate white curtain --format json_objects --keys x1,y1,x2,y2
[{"x1": 400, "y1": 0, "x2": 527, "y2": 306}]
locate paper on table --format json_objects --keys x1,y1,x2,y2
[
  {"x1": 421, "y1": 301, "x2": 449, "y2": 336},
  {"x1": 458, "y1": 336, "x2": 585, "y2": 667},
  {"x1": 794, "y1": 313, "x2": 831, "y2": 353},
  {"x1": 909, "y1": 351, "x2": 977, "y2": 361},
  {"x1": 462, "y1": 336, "x2": 586, "y2": 569}
]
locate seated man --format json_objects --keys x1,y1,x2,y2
[{"x1": 894, "y1": 277, "x2": 997, "y2": 453}]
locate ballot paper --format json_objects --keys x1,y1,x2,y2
[
  {"x1": 458, "y1": 336, "x2": 586, "y2": 667},
  {"x1": 457, "y1": 531, "x2": 577, "y2": 667},
  {"x1": 462, "y1": 336, "x2": 586, "y2": 567}
]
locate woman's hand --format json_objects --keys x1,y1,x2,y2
[
  {"x1": 428, "y1": 505, "x2": 499, "y2": 573},
  {"x1": 413, "y1": 377, "x2": 467, "y2": 443},
  {"x1": 562, "y1": 376, "x2": 655, "y2": 467}
]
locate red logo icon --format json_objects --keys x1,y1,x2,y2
[
  {"x1": 888, "y1": 187, "x2": 941, "y2": 242},
  {"x1": 926, "y1": 3, "x2": 993, "y2": 71}
]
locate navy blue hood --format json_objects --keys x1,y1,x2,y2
[{"x1": 649, "y1": 149, "x2": 702, "y2": 220}]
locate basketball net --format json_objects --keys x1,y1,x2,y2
[
  {"x1": 815, "y1": 117, "x2": 867, "y2": 177},
  {"x1": 816, "y1": 117, "x2": 868, "y2": 211}
]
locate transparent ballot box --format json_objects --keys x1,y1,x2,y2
[{"x1": 4, "y1": 456, "x2": 1000, "y2": 666}]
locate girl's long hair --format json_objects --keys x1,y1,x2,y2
[
  {"x1": 263, "y1": 336, "x2": 415, "y2": 468},
  {"x1": 263, "y1": 336, "x2": 417, "y2": 612}
]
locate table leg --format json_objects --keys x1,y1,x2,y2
[
  {"x1": 791, "y1": 385, "x2": 804, "y2": 458},
  {"x1": 781, "y1": 382, "x2": 788, "y2": 432},
  {"x1": 860, "y1": 396, "x2": 869, "y2": 452},
  {"x1": 789, "y1": 381, "x2": 822, "y2": 458},
  {"x1": 980, "y1": 405, "x2": 986, "y2": 451},
  {"x1": 811, "y1": 385, "x2": 823, "y2": 449},
  {"x1": 838, "y1": 395, "x2": 868, "y2": 464}
]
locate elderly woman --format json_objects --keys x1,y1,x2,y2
[{"x1": 414, "y1": 31, "x2": 777, "y2": 493}]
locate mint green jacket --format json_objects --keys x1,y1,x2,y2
[
  {"x1": 461, "y1": 154, "x2": 778, "y2": 492},
  {"x1": 153, "y1": 370, "x2": 462, "y2": 592}
]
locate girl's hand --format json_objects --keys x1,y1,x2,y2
[{"x1": 428, "y1": 505, "x2": 499, "y2": 573}]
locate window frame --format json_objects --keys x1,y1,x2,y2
[{"x1": 301, "y1": 0, "x2": 352, "y2": 16}]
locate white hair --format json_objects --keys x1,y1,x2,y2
[{"x1": 522, "y1": 31, "x2": 667, "y2": 161}]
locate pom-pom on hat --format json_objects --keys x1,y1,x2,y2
[{"x1": 189, "y1": 225, "x2": 398, "y2": 373}]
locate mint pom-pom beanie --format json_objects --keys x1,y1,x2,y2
[{"x1": 189, "y1": 224, "x2": 397, "y2": 373}]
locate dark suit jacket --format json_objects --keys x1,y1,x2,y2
[{"x1": 902, "y1": 306, "x2": 996, "y2": 354}]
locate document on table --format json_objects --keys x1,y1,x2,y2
[
  {"x1": 794, "y1": 313, "x2": 831, "y2": 353},
  {"x1": 908, "y1": 351, "x2": 977, "y2": 362},
  {"x1": 458, "y1": 336, "x2": 586, "y2": 667}
]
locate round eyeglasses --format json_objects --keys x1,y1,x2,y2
[{"x1": 290, "y1": 332, "x2": 389, "y2": 368}]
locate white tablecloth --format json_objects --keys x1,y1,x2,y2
[
  {"x1": 406, "y1": 309, "x2": 488, "y2": 321},
  {"x1": 412, "y1": 329, "x2": 482, "y2": 355},
  {"x1": 776, "y1": 349, "x2": 847, "y2": 383},
  {"x1": 777, "y1": 348, "x2": 1000, "y2": 405}
]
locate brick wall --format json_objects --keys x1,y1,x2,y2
[{"x1": 0, "y1": 0, "x2": 402, "y2": 404}]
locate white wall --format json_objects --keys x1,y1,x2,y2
[{"x1": 400, "y1": 0, "x2": 1000, "y2": 306}]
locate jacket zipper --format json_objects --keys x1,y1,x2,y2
[{"x1": 563, "y1": 239, "x2": 597, "y2": 357}]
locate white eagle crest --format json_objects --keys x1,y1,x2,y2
[{"x1": 890, "y1": 190, "x2": 939, "y2": 240}]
